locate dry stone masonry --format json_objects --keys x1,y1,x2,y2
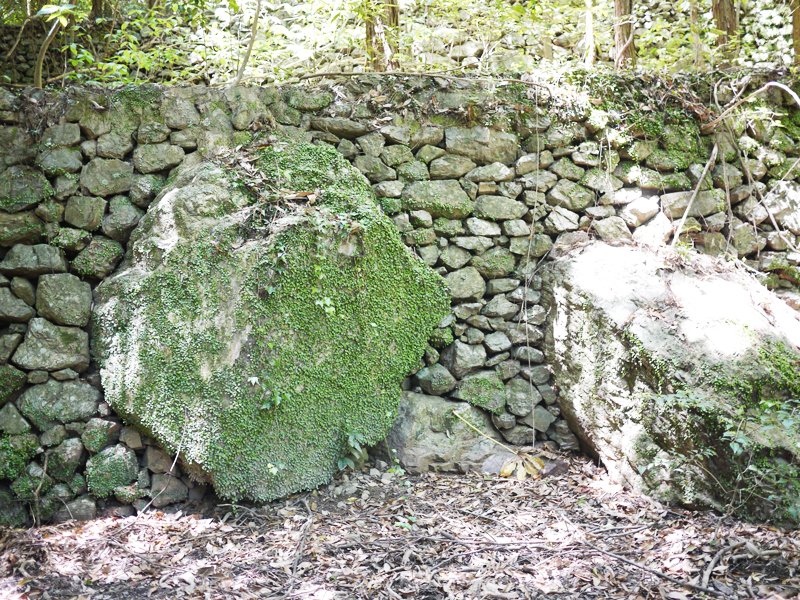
[{"x1": 0, "y1": 76, "x2": 799, "y2": 526}]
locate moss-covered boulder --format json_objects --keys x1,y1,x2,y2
[
  {"x1": 542, "y1": 242, "x2": 800, "y2": 526},
  {"x1": 92, "y1": 142, "x2": 449, "y2": 501}
]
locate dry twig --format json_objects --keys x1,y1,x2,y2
[{"x1": 703, "y1": 541, "x2": 746, "y2": 588}]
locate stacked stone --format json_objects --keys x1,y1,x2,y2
[
  {"x1": 0, "y1": 24, "x2": 57, "y2": 85},
  {"x1": 300, "y1": 119, "x2": 572, "y2": 450},
  {"x1": 1, "y1": 0, "x2": 797, "y2": 88},
  {"x1": 0, "y1": 88, "x2": 226, "y2": 527},
  {"x1": 0, "y1": 79, "x2": 799, "y2": 523},
  {"x1": 295, "y1": 82, "x2": 800, "y2": 453}
]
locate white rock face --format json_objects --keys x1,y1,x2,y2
[{"x1": 542, "y1": 242, "x2": 800, "y2": 521}]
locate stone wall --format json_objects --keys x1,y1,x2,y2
[{"x1": 0, "y1": 77, "x2": 798, "y2": 525}]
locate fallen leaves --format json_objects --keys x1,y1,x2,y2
[
  {"x1": 0, "y1": 455, "x2": 798, "y2": 600},
  {"x1": 500, "y1": 451, "x2": 545, "y2": 481}
]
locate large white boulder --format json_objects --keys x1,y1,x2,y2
[{"x1": 542, "y1": 242, "x2": 800, "y2": 524}]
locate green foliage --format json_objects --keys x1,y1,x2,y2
[
  {"x1": 338, "y1": 431, "x2": 366, "y2": 470},
  {"x1": 645, "y1": 390, "x2": 800, "y2": 525},
  {"x1": 620, "y1": 326, "x2": 676, "y2": 393},
  {"x1": 93, "y1": 142, "x2": 449, "y2": 502},
  {"x1": 388, "y1": 447, "x2": 405, "y2": 476},
  {"x1": 0, "y1": 434, "x2": 38, "y2": 480},
  {"x1": 457, "y1": 375, "x2": 505, "y2": 414},
  {"x1": 85, "y1": 447, "x2": 138, "y2": 498}
]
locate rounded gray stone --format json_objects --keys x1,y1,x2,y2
[
  {"x1": 444, "y1": 267, "x2": 485, "y2": 301},
  {"x1": 473, "y1": 195, "x2": 527, "y2": 221},
  {"x1": 80, "y1": 158, "x2": 134, "y2": 197},
  {"x1": 17, "y1": 379, "x2": 100, "y2": 429},
  {"x1": 415, "y1": 363, "x2": 457, "y2": 395},
  {"x1": 36, "y1": 274, "x2": 93, "y2": 327},
  {"x1": 11, "y1": 318, "x2": 90, "y2": 372}
]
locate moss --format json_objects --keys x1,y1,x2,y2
[
  {"x1": 632, "y1": 336, "x2": 800, "y2": 524},
  {"x1": 0, "y1": 365, "x2": 27, "y2": 404},
  {"x1": 620, "y1": 327, "x2": 676, "y2": 393},
  {"x1": 406, "y1": 228, "x2": 436, "y2": 246},
  {"x1": 709, "y1": 341, "x2": 800, "y2": 404},
  {"x1": 0, "y1": 486, "x2": 28, "y2": 528},
  {"x1": 760, "y1": 256, "x2": 800, "y2": 286},
  {"x1": 433, "y1": 218, "x2": 463, "y2": 237},
  {"x1": 85, "y1": 446, "x2": 138, "y2": 498},
  {"x1": 231, "y1": 130, "x2": 254, "y2": 147},
  {"x1": 428, "y1": 327, "x2": 454, "y2": 349},
  {"x1": 457, "y1": 374, "x2": 506, "y2": 414},
  {"x1": 69, "y1": 473, "x2": 86, "y2": 495},
  {"x1": 471, "y1": 249, "x2": 516, "y2": 278},
  {"x1": 0, "y1": 167, "x2": 53, "y2": 211},
  {"x1": 11, "y1": 465, "x2": 54, "y2": 501},
  {"x1": 82, "y1": 420, "x2": 114, "y2": 453},
  {"x1": 647, "y1": 148, "x2": 696, "y2": 171},
  {"x1": 114, "y1": 484, "x2": 145, "y2": 503},
  {"x1": 0, "y1": 434, "x2": 38, "y2": 480},
  {"x1": 427, "y1": 114, "x2": 461, "y2": 129},
  {"x1": 93, "y1": 142, "x2": 449, "y2": 502},
  {"x1": 378, "y1": 196, "x2": 401, "y2": 215}
]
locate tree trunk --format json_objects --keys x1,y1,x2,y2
[
  {"x1": 34, "y1": 18, "x2": 61, "y2": 89},
  {"x1": 584, "y1": 0, "x2": 595, "y2": 68},
  {"x1": 712, "y1": 0, "x2": 738, "y2": 64},
  {"x1": 365, "y1": 6, "x2": 379, "y2": 72},
  {"x1": 90, "y1": 0, "x2": 103, "y2": 20},
  {"x1": 613, "y1": 0, "x2": 635, "y2": 69},
  {"x1": 792, "y1": 0, "x2": 800, "y2": 66},
  {"x1": 231, "y1": 0, "x2": 261, "y2": 86},
  {"x1": 383, "y1": 0, "x2": 399, "y2": 69},
  {"x1": 690, "y1": 0, "x2": 702, "y2": 69},
  {"x1": 365, "y1": 0, "x2": 399, "y2": 72}
]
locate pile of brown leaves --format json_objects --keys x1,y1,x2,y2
[{"x1": 1, "y1": 455, "x2": 798, "y2": 600}]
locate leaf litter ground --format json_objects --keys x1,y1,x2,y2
[{"x1": 1, "y1": 455, "x2": 798, "y2": 600}]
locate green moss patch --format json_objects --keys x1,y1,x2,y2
[
  {"x1": 0, "y1": 434, "x2": 38, "y2": 480},
  {"x1": 93, "y1": 142, "x2": 449, "y2": 502}
]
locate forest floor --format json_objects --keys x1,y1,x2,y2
[{"x1": 0, "y1": 454, "x2": 798, "y2": 600}]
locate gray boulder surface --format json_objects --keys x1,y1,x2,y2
[
  {"x1": 542, "y1": 242, "x2": 800, "y2": 523},
  {"x1": 379, "y1": 392, "x2": 515, "y2": 473}
]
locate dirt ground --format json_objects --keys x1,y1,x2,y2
[{"x1": 1, "y1": 454, "x2": 798, "y2": 600}]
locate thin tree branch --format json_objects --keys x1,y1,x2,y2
[
  {"x1": 614, "y1": 27, "x2": 635, "y2": 71},
  {"x1": 231, "y1": 0, "x2": 262, "y2": 86},
  {"x1": 701, "y1": 82, "x2": 800, "y2": 133},
  {"x1": 585, "y1": 542, "x2": 727, "y2": 597},
  {"x1": 671, "y1": 144, "x2": 718, "y2": 247},
  {"x1": 703, "y1": 541, "x2": 745, "y2": 588},
  {"x1": 34, "y1": 18, "x2": 62, "y2": 89}
]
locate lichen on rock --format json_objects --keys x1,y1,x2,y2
[{"x1": 92, "y1": 141, "x2": 449, "y2": 501}]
